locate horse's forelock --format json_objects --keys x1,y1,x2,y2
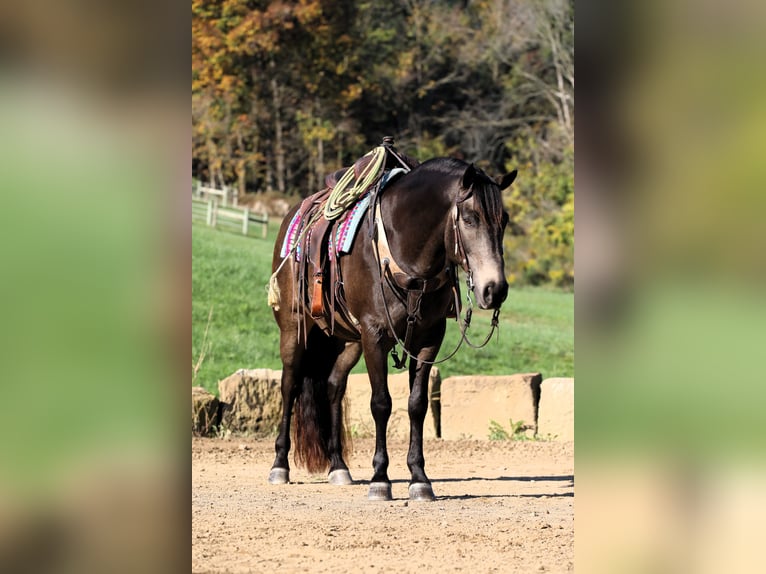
[{"x1": 471, "y1": 172, "x2": 505, "y2": 228}]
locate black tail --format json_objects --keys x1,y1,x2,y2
[{"x1": 293, "y1": 327, "x2": 349, "y2": 474}]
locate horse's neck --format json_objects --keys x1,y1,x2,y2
[{"x1": 380, "y1": 178, "x2": 454, "y2": 279}]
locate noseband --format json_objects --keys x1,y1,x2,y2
[{"x1": 450, "y1": 200, "x2": 503, "y2": 347}]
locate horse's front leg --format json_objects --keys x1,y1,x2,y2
[
  {"x1": 361, "y1": 330, "x2": 393, "y2": 501},
  {"x1": 406, "y1": 319, "x2": 446, "y2": 501}
]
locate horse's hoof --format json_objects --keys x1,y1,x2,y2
[
  {"x1": 408, "y1": 482, "x2": 435, "y2": 501},
  {"x1": 328, "y1": 469, "x2": 353, "y2": 485},
  {"x1": 268, "y1": 467, "x2": 289, "y2": 484},
  {"x1": 368, "y1": 482, "x2": 393, "y2": 501}
]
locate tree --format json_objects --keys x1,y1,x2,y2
[{"x1": 191, "y1": 0, "x2": 575, "y2": 286}]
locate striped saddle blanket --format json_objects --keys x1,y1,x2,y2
[{"x1": 280, "y1": 168, "x2": 406, "y2": 261}]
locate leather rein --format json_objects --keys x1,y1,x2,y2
[{"x1": 371, "y1": 190, "x2": 502, "y2": 369}]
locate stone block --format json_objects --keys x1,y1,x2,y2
[
  {"x1": 537, "y1": 377, "x2": 574, "y2": 441},
  {"x1": 218, "y1": 369, "x2": 283, "y2": 436},
  {"x1": 345, "y1": 368, "x2": 441, "y2": 439},
  {"x1": 439, "y1": 373, "x2": 542, "y2": 440},
  {"x1": 192, "y1": 386, "x2": 220, "y2": 436}
]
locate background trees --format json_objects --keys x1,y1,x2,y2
[{"x1": 192, "y1": 0, "x2": 573, "y2": 286}]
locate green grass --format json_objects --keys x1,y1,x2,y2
[
  {"x1": 439, "y1": 285, "x2": 573, "y2": 379},
  {"x1": 192, "y1": 222, "x2": 573, "y2": 394},
  {"x1": 192, "y1": 222, "x2": 282, "y2": 393},
  {"x1": 488, "y1": 419, "x2": 530, "y2": 441}
]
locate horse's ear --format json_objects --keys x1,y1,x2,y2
[
  {"x1": 460, "y1": 163, "x2": 476, "y2": 200},
  {"x1": 498, "y1": 169, "x2": 518, "y2": 191}
]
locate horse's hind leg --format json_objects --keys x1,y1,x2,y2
[
  {"x1": 326, "y1": 341, "x2": 362, "y2": 485},
  {"x1": 268, "y1": 329, "x2": 304, "y2": 484}
]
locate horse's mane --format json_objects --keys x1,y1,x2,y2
[{"x1": 415, "y1": 158, "x2": 506, "y2": 227}]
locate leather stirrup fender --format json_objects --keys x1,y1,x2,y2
[{"x1": 310, "y1": 272, "x2": 323, "y2": 318}]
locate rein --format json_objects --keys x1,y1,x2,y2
[{"x1": 372, "y1": 194, "x2": 502, "y2": 369}]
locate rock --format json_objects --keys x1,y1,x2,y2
[
  {"x1": 344, "y1": 368, "x2": 442, "y2": 439},
  {"x1": 537, "y1": 378, "x2": 574, "y2": 441},
  {"x1": 249, "y1": 200, "x2": 267, "y2": 215},
  {"x1": 269, "y1": 198, "x2": 291, "y2": 217},
  {"x1": 192, "y1": 386, "x2": 220, "y2": 436},
  {"x1": 218, "y1": 369, "x2": 283, "y2": 436},
  {"x1": 439, "y1": 373, "x2": 542, "y2": 440}
]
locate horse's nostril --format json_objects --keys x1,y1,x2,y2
[
  {"x1": 480, "y1": 280, "x2": 508, "y2": 309},
  {"x1": 499, "y1": 281, "x2": 509, "y2": 302},
  {"x1": 483, "y1": 282, "x2": 495, "y2": 305}
]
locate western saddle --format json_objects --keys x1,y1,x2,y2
[{"x1": 290, "y1": 138, "x2": 418, "y2": 339}]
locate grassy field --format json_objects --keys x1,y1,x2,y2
[{"x1": 192, "y1": 221, "x2": 573, "y2": 395}]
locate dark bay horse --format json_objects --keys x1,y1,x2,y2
[{"x1": 268, "y1": 157, "x2": 517, "y2": 500}]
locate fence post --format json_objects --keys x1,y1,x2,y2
[
  {"x1": 242, "y1": 208, "x2": 249, "y2": 236},
  {"x1": 210, "y1": 198, "x2": 218, "y2": 227},
  {"x1": 261, "y1": 213, "x2": 268, "y2": 238},
  {"x1": 206, "y1": 200, "x2": 213, "y2": 226}
]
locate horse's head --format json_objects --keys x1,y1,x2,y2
[{"x1": 452, "y1": 164, "x2": 517, "y2": 310}]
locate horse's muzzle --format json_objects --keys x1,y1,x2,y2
[{"x1": 478, "y1": 280, "x2": 509, "y2": 310}]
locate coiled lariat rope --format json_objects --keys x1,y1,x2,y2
[{"x1": 324, "y1": 146, "x2": 386, "y2": 220}]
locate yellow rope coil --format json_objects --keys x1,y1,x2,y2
[{"x1": 324, "y1": 146, "x2": 386, "y2": 220}]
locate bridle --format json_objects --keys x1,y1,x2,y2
[
  {"x1": 449, "y1": 197, "x2": 503, "y2": 348},
  {"x1": 373, "y1": 189, "x2": 503, "y2": 369}
]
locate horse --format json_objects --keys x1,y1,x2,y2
[{"x1": 267, "y1": 154, "x2": 517, "y2": 501}]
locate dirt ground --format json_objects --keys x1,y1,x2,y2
[{"x1": 192, "y1": 437, "x2": 574, "y2": 573}]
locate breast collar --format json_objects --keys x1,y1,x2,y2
[
  {"x1": 373, "y1": 202, "x2": 456, "y2": 294},
  {"x1": 371, "y1": 199, "x2": 468, "y2": 370}
]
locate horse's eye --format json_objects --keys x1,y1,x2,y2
[{"x1": 462, "y1": 212, "x2": 479, "y2": 227}]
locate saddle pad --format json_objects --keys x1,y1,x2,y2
[
  {"x1": 334, "y1": 193, "x2": 371, "y2": 255},
  {"x1": 280, "y1": 209, "x2": 303, "y2": 259},
  {"x1": 334, "y1": 167, "x2": 406, "y2": 254}
]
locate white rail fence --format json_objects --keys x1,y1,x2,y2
[
  {"x1": 193, "y1": 181, "x2": 238, "y2": 207},
  {"x1": 192, "y1": 198, "x2": 268, "y2": 238}
]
